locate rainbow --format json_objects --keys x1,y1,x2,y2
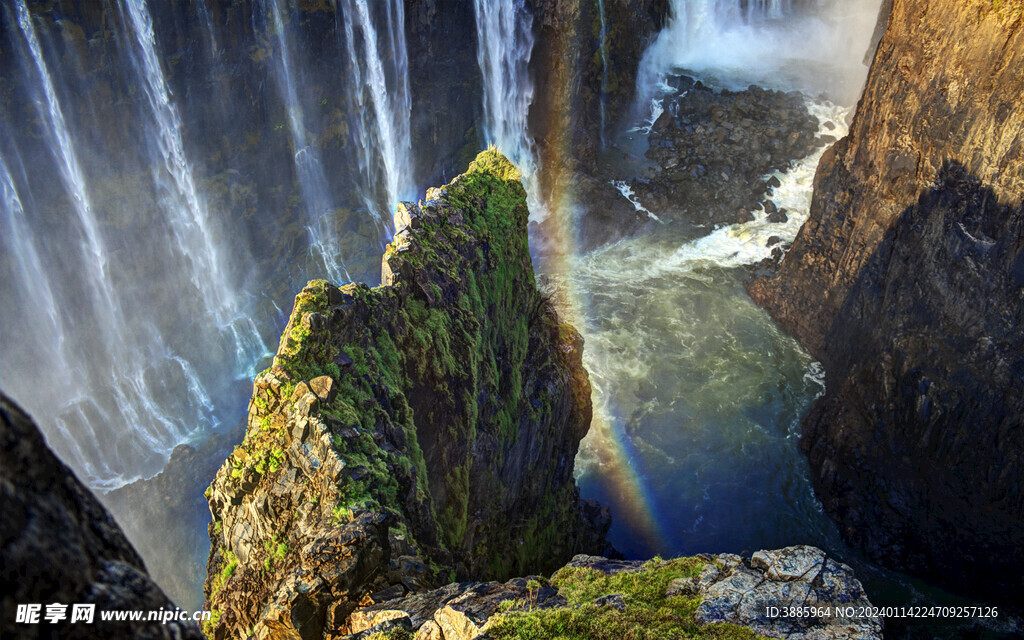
[{"x1": 511, "y1": 133, "x2": 669, "y2": 554}]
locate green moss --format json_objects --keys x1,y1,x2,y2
[
  {"x1": 486, "y1": 557, "x2": 765, "y2": 640},
  {"x1": 202, "y1": 609, "x2": 222, "y2": 638},
  {"x1": 222, "y1": 149, "x2": 581, "y2": 586},
  {"x1": 364, "y1": 629, "x2": 412, "y2": 640}
]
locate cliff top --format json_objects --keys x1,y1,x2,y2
[{"x1": 203, "y1": 150, "x2": 603, "y2": 639}]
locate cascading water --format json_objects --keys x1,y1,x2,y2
[
  {"x1": 265, "y1": 0, "x2": 351, "y2": 283},
  {"x1": 4, "y1": 1, "x2": 229, "y2": 488},
  {"x1": 473, "y1": 0, "x2": 545, "y2": 220},
  {"x1": 636, "y1": 0, "x2": 881, "y2": 110},
  {"x1": 120, "y1": 0, "x2": 266, "y2": 372},
  {"x1": 335, "y1": 0, "x2": 415, "y2": 221},
  {"x1": 1, "y1": 0, "x2": 417, "y2": 609}
]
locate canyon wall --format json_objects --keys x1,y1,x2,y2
[
  {"x1": 749, "y1": 0, "x2": 1024, "y2": 600},
  {"x1": 528, "y1": 0, "x2": 669, "y2": 171},
  {"x1": 202, "y1": 151, "x2": 608, "y2": 639}
]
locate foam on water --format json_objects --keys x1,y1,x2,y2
[
  {"x1": 610, "y1": 180, "x2": 661, "y2": 222},
  {"x1": 571, "y1": 96, "x2": 848, "y2": 559}
]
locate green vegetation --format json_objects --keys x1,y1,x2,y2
[
  {"x1": 486, "y1": 558, "x2": 765, "y2": 640},
  {"x1": 214, "y1": 149, "x2": 585, "y2": 624},
  {"x1": 202, "y1": 610, "x2": 222, "y2": 638},
  {"x1": 262, "y1": 537, "x2": 289, "y2": 571}
]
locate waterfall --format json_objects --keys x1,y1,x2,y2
[
  {"x1": 14, "y1": 1, "x2": 119, "y2": 345},
  {"x1": 0, "y1": 152, "x2": 64, "y2": 377},
  {"x1": 127, "y1": 0, "x2": 268, "y2": 374},
  {"x1": 120, "y1": 0, "x2": 265, "y2": 371},
  {"x1": 336, "y1": 0, "x2": 415, "y2": 224},
  {"x1": 635, "y1": 0, "x2": 881, "y2": 105},
  {"x1": 3, "y1": 1, "x2": 265, "y2": 488},
  {"x1": 473, "y1": 0, "x2": 545, "y2": 220},
  {"x1": 266, "y1": 0, "x2": 351, "y2": 284}
]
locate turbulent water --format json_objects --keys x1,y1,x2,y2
[
  {"x1": 573, "y1": 99, "x2": 847, "y2": 559},
  {"x1": 637, "y1": 0, "x2": 883, "y2": 105}
]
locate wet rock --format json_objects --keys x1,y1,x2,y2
[
  {"x1": 768, "y1": 209, "x2": 789, "y2": 223},
  {"x1": 631, "y1": 76, "x2": 821, "y2": 226},
  {"x1": 766, "y1": 235, "x2": 783, "y2": 247}
]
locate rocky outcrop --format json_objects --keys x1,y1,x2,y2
[
  {"x1": 634, "y1": 75, "x2": 821, "y2": 226},
  {"x1": 341, "y1": 546, "x2": 881, "y2": 640},
  {"x1": 748, "y1": 0, "x2": 1024, "y2": 600},
  {"x1": 0, "y1": 393, "x2": 204, "y2": 639},
  {"x1": 203, "y1": 151, "x2": 608, "y2": 639}
]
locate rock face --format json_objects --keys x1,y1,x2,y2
[
  {"x1": 748, "y1": 0, "x2": 1024, "y2": 599},
  {"x1": 527, "y1": 0, "x2": 671, "y2": 253},
  {"x1": 341, "y1": 546, "x2": 881, "y2": 640},
  {"x1": 0, "y1": 393, "x2": 204, "y2": 639},
  {"x1": 530, "y1": 0, "x2": 670, "y2": 169},
  {"x1": 404, "y1": 0, "x2": 481, "y2": 188},
  {"x1": 203, "y1": 151, "x2": 608, "y2": 639}
]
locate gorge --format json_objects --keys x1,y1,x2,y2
[{"x1": 1, "y1": 0, "x2": 1022, "y2": 639}]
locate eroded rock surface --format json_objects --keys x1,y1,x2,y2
[{"x1": 341, "y1": 546, "x2": 880, "y2": 640}]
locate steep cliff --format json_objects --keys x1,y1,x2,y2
[
  {"x1": 529, "y1": 0, "x2": 669, "y2": 171},
  {"x1": 749, "y1": 0, "x2": 1024, "y2": 599},
  {"x1": 203, "y1": 151, "x2": 608, "y2": 639},
  {"x1": 526, "y1": 0, "x2": 670, "y2": 251},
  {"x1": 0, "y1": 393, "x2": 204, "y2": 639}
]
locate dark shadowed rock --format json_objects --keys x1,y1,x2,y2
[{"x1": 0, "y1": 393, "x2": 204, "y2": 640}]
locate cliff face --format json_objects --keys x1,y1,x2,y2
[
  {"x1": 0, "y1": 394, "x2": 203, "y2": 639},
  {"x1": 749, "y1": 0, "x2": 1024, "y2": 598},
  {"x1": 404, "y1": 0, "x2": 481, "y2": 188},
  {"x1": 203, "y1": 151, "x2": 607, "y2": 639},
  {"x1": 529, "y1": 0, "x2": 669, "y2": 171}
]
